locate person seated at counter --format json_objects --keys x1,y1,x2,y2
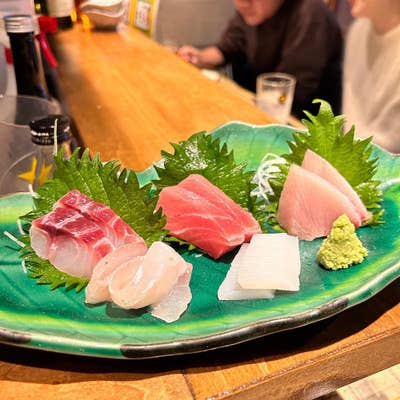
[
  {"x1": 177, "y1": 0, "x2": 343, "y2": 118},
  {"x1": 342, "y1": 0, "x2": 400, "y2": 154}
]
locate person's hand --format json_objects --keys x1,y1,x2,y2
[
  {"x1": 177, "y1": 46, "x2": 202, "y2": 66},
  {"x1": 177, "y1": 46, "x2": 225, "y2": 69}
]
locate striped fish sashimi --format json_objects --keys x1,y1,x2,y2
[
  {"x1": 301, "y1": 150, "x2": 372, "y2": 222},
  {"x1": 277, "y1": 165, "x2": 363, "y2": 241},
  {"x1": 30, "y1": 190, "x2": 146, "y2": 279},
  {"x1": 56, "y1": 190, "x2": 146, "y2": 248},
  {"x1": 157, "y1": 174, "x2": 261, "y2": 259}
]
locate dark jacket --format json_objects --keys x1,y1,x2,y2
[{"x1": 217, "y1": 0, "x2": 343, "y2": 117}]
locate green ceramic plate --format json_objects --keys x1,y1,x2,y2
[{"x1": 0, "y1": 122, "x2": 399, "y2": 359}]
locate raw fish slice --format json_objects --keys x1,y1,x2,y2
[
  {"x1": 218, "y1": 244, "x2": 275, "y2": 300},
  {"x1": 109, "y1": 242, "x2": 192, "y2": 310},
  {"x1": 163, "y1": 205, "x2": 246, "y2": 259},
  {"x1": 237, "y1": 234, "x2": 301, "y2": 291},
  {"x1": 56, "y1": 190, "x2": 145, "y2": 248},
  {"x1": 85, "y1": 242, "x2": 147, "y2": 304},
  {"x1": 157, "y1": 183, "x2": 252, "y2": 259},
  {"x1": 301, "y1": 150, "x2": 372, "y2": 222},
  {"x1": 178, "y1": 174, "x2": 261, "y2": 240},
  {"x1": 151, "y1": 263, "x2": 193, "y2": 323},
  {"x1": 277, "y1": 165, "x2": 362, "y2": 241},
  {"x1": 30, "y1": 206, "x2": 115, "y2": 278}
]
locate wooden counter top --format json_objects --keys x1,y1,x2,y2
[
  {"x1": 0, "y1": 24, "x2": 398, "y2": 400},
  {"x1": 51, "y1": 24, "x2": 275, "y2": 171}
]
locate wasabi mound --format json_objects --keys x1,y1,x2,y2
[{"x1": 317, "y1": 214, "x2": 368, "y2": 270}]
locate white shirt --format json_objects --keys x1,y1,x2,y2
[{"x1": 343, "y1": 18, "x2": 400, "y2": 154}]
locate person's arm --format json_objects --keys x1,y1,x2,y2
[
  {"x1": 177, "y1": 12, "x2": 246, "y2": 69},
  {"x1": 177, "y1": 46, "x2": 225, "y2": 69}
]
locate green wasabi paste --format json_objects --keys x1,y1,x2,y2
[{"x1": 317, "y1": 214, "x2": 368, "y2": 270}]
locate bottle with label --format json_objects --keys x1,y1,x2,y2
[
  {"x1": 0, "y1": 115, "x2": 72, "y2": 195},
  {"x1": 4, "y1": 14, "x2": 49, "y2": 99},
  {"x1": 46, "y1": 0, "x2": 74, "y2": 30}
]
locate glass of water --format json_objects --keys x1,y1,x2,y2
[{"x1": 256, "y1": 73, "x2": 296, "y2": 124}]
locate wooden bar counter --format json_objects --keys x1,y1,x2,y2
[{"x1": 0, "y1": 25, "x2": 399, "y2": 400}]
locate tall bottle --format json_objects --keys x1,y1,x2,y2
[
  {"x1": 46, "y1": 0, "x2": 74, "y2": 30},
  {"x1": 4, "y1": 14, "x2": 49, "y2": 99}
]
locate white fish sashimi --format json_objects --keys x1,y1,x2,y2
[
  {"x1": 218, "y1": 244, "x2": 275, "y2": 300},
  {"x1": 108, "y1": 242, "x2": 193, "y2": 322},
  {"x1": 85, "y1": 242, "x2": 147, "y2": 304},
  {"x1": 151, "y1": 263, "x2": 193, "y2": 323},
  {"x1": 237, "y1": 233, "x2": 301, "y2": 291}
]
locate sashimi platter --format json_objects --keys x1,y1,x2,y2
[{"x1": 0, "y1": 100, "x2": 399, "y2": 358}]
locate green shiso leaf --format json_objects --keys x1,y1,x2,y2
[
  {"x1": 153, "y1": 131, "x2": 267, "y2": 229},
  {"x1": 20, "y1": 149, "x2": 167, "y2": 292},
  {"x1": 266, "y1": 99, "x2": 383, "y2": 229}
]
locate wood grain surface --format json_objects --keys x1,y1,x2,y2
[
  {"x1": 0, "y1": 24, "x2": 398, "y2": 400},
  {"x1": 51, "y1": 25, "x2": 275, "y2": 171}
]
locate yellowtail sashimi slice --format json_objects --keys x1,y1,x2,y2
[
  {"x1": 218, "y1": 244, "x2": 275, "y2": 300},
  {"x1": 237, "y1": 233, "x2": 301, "y2": 291},
  {"x1": 301, "y1": 150, "x2": 371, "y2": 222},
  {"x1": 277, "y1": 165, "x2": 362, "y2": 240}
]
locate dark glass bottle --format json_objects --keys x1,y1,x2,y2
[{"x1": 4, "y1": 15, "x2": 49, "y2": 99}]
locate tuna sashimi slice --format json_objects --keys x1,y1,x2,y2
[
  {"x1": 301, "y1": 150, "x2": 372, "y2": 222},
  {"x1": 157, "y1": 175, "x2": 261, "y2": 259},
  {"x1": 109, "y1": 242, "x2": 192, "y2": 314},
  {"x1": 157, "y1": 186, "x2": 248, "y2": 259},
  {"x1": 56, "y1": 190, "x2": 145, "y2": 248},
  {"x1": 178, "y1": 174, "x2": 261, "y2": 240},
  {"x1": 277, "y1": 165, "x2": 362, "y2": 241},
  {"x1": 30, "y1": 206, "x2": 115, "y2": 278},
  {"x1": 85, "y1": 242, "x2": 147, "y2": 304}
]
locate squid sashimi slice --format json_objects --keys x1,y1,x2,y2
[
  {"x1": 109, "y1": 242, "x2": 192, "y2": 314},
  {"x1": 178, "y1": 174, "x2": 261, "y2": 240},
  {"x1": 30, "y1": 206, "x2": 114, "y2": 278},
  {"x1": 301, "y1": 150, "x2": 372, "y2": 222},
  {"x1": 157, "y1": 183, "x2": 256, "y2": 259},
  {"x1": 237, "y1": 234, "x2": 301, "y2": 291},
  {"x1": 56, "y1": 190, "x2": 146, "y2": 248},
  {"x1": 277, "y1": 165, "x2": 362, "y2": 241},
  {"x1": 151, "y1": 262, "x2": 192, "y2": 323},
  {"x1": 218, "y1": 244, "x2": 275, "y2": 300},
  {"x1": 85, "y1": 242, "x2": 148, "y2": 304}
]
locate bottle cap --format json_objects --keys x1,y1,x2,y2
[
  {"x1": 4, "y1": 15, "x2": 35, "y2": 34},
  {"x1": 30, "y1": 115, "x2": 72, "y2": 145}
]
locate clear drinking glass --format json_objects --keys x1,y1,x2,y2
[{"x1": 256, "y1": 73, "x2": 296, "y2": 124}]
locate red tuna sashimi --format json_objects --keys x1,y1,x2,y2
[
  {"x1": 56, "y1": 190, "x2": 146, "y2": 248},
  {"x1": 301, "y1": 150, "x2": 372, "y2": 222},
  {"x1": 30, "y1": 206, "x2": 115, "y2": 278},
  {"x1": 178, "y1": 174, "x2": 261, "y2": 240},
  {"x1": 157, "y1": 176, "x2": 260, "y2": 259},
  {"x1": 276, "y1": 165, "x2": 362, "y2": 240}
]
